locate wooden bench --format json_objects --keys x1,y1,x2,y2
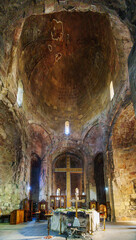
[{"x1": 10, "y1": 210, "x2": 24, "y2": 224}]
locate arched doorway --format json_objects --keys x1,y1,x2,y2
[
  {"x1": 30, "y1": 153, "x2": 41, "y2": 211},
  {"x1": 94, "y1": 153, "x2": 106, "y2": 204},
  {"x1": 52, "y1": 153, "x2": 85, "y2": 208}
]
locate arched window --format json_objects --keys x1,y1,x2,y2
[
  {"x1": 110, "y1": 81, "x2": 114, "y2": 101},
  {"x1": 17, "y1": 80, "x2": 23, "y2": 107},
  {"x1": 65, "y1": 121, "x2": 70, "y2": 135}
]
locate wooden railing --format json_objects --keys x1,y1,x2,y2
[{"x1": 50, "y1": 195, "x2": 66, "y2": 210}]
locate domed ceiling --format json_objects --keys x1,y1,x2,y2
[{"x1": 18, "y1": 11, "x2": 117, "y2": 133}]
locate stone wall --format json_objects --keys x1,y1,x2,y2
[
  {"x1": 128, "y1": 43, "x2": 136, "y2": 115},
  {"x1": 83, "y1": 124, "x2": 105, "y2": 202},
  {"x1": 0, "y1": 0, "x2": 135, "y2": 219},
  {"x1": 0, "y1": 101, "x2": 30, "y2": 215},
  {"x1": 28, "y1": 124, "x2": 52, "y2": 202},
  {"x1": 112, "y1": 103, "x2": 136, "y2": 221}
]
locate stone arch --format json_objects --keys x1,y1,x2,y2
[
  {"x1": 52, "y1": 151, "x2": 84, "y2": 199},
  {"x1": 28, "y1": 123, "x2": 52, "y2": 159},
  {"x1": 83, "y1": 124, "x2": 104, "y2": 156},
  {"x1": 52, "y1": 147, "x2": 84, "y2": 166}
]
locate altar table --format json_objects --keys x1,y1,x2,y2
[{"x1": 51, "y1": 208, "x2": 99, "y2": 233}]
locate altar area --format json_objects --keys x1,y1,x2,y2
[
  {"x1": 51, "y1": 207, "x2": 100, "y2": 234},
  {"x1": 51, "y1": 154, "x2": 100, "y2": 236}
]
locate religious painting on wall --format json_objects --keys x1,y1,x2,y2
[
  {"x1": 41, "y1": 204, "x2": 46, "y2": 210},
  {"x1": 90, "y1": 201, "x2": 97, "y2": 210}
]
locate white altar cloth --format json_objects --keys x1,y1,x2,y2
[
  {"x1": 88, "y1": 210, "x2": 100, "y2": 232},
  {"x1": 51, "y1": 209, "x2": 100, "y2": 233},
  {"x1": 51, "y1": 213, "x2": 66, "y2": 233}
]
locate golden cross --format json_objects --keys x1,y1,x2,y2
[
  {"x1": 70, "y1": 198, "x2": 85, "y2": 218},
  {"x1": 54, "y1": 155, "x2": 82, "y2": 207}
]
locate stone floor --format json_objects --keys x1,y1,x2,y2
[
  {"x1": 92, "y1": 222, "x2": 136, "y2": 240},
  {"x1": 0, "y1": 220, "x2": 135, "y2": 240}
]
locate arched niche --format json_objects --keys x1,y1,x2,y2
[
  {"x1": 30, "y1": 152, "x2": 41, "y2": 211},
  {"x1": 52, "y1": 152, "x2": 84, "y2": 197}
]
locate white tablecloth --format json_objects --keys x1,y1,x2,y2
[
  {"x1": 88, "y1": 210, "x2": 100, "y2": 232},
  {"x1": 51, "y1": 210, "x2": 100, "y2": 233},
  {"x1": 51, "y1": 213, "x2": 67, "y2": 233}
]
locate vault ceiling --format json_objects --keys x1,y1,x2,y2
[{"x1": 18, "y1": 11, "x2": 117, "y2": 133}]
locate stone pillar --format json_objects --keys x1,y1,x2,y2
[
  {"x1": 48, "y1": 161, "x2": 52, "y2": 208},
  {"x1": 104, "y1": 151, "x2": 110, "y2": 202},
  {"x1": 106, "y1": 150, "x2": 115, "y2": 222}
]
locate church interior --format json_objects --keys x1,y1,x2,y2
[{"x1": 0, "y1": 0, "x2": 136, "y2": 239}]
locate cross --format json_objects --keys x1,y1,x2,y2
[
  {"x1": 70, "y1": 198, "x2": 85, "y2": 218},
  {"x1": 54, "y1": 155, "x2": 82, "y2": 207}
]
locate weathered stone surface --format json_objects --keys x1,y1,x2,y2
[
  {"x1": 128, "y1": 42, "x2": 136, "y2": 115},
  {"x1": 0, "y1": 101, "x2": 30, "y2": 214},
  {"x1": 0, "y1": 0, "x2": 135, "y2": 222},
  {"x1": 17, "y1": 11, "x2": 117, "y2": 133},
  {"x1": 112, "y1": 104, "x2": 136, "y2": 221}
]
